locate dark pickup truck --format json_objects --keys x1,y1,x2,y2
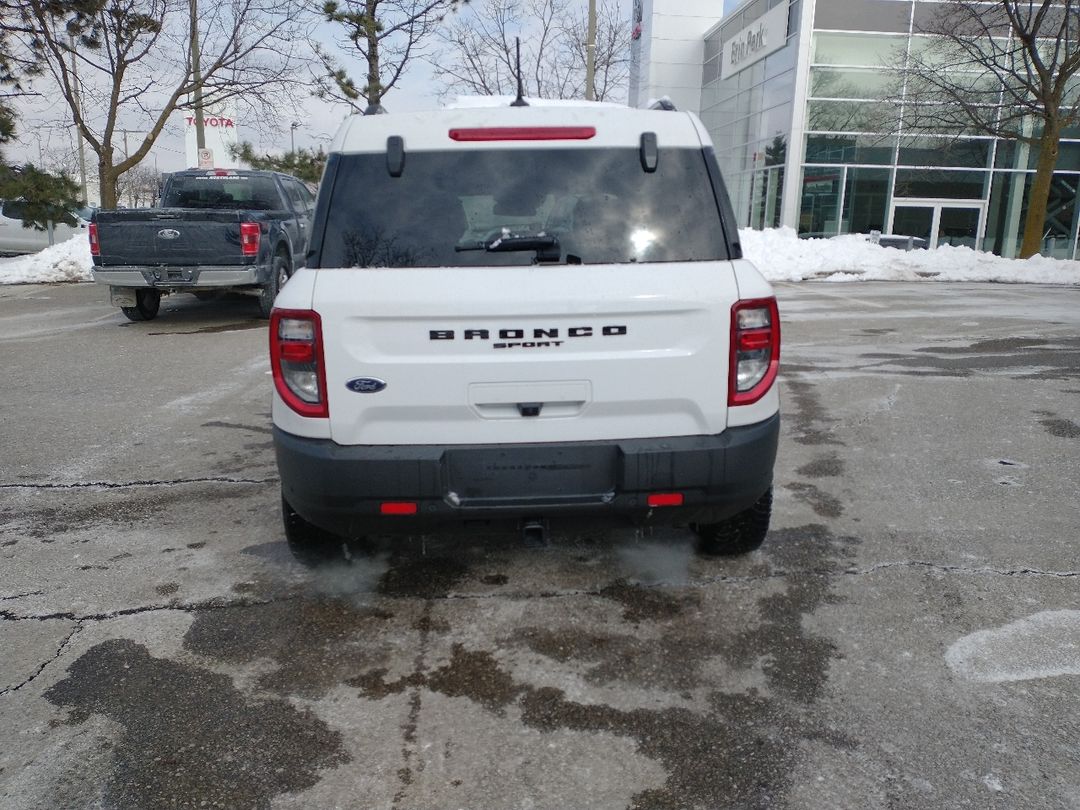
[{"x1": 90, "y1": 168, "x2": 315, "y2": 321}]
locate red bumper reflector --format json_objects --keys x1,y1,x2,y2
[
  {"x1": 647, "y1": 493, "x2": 684, "y2": 507},
  {"x1": 449, "y1": 126, "x2": 597, "y2": 142},
  {"x1": 381, "y1": 502, "x2": 418, "y2": 515}
]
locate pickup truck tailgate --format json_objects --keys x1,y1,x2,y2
[{"x1": 94, "y1": 209, "x2": 249, "y2": 266}]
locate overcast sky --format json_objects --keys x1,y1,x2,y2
[{"x1": 8, "y1": 0, "x2": 636, "y2": 179}]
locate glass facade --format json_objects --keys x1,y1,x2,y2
[
  {"x1": 699, "y1": 0, "x2": 1080, "y2": 257},
  {"x1": 700, "y1": 0, "x2": 799, "y2": 232}
]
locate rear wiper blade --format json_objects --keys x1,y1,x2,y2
[{"x1": 455, "y1": 234, "x2": 559, "y2": 253}]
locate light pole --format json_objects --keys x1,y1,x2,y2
[
  {"x1": 290, "y1": 121, "x2": 299, "y2": 153},
  {"x1": 69, "y1": 33, "x2": 89, "y2": 204},
  {"x1": 585, "y1": 0, "x2": 596, "y2": 101}
]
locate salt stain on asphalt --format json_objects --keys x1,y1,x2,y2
[
  {"x1": 349, "y1": 524, "x2": 860, "y2": 808},
  {"x1": 946, "y1": 610, "x2": 1080, "y2": 683}
]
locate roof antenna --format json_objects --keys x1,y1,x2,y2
[{"x1": 511, "y1": 37, "x2": 529, "y2": 107}]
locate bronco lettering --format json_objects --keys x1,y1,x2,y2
[{"x1": 430, "y1": 326, "x2": 627, "y2": 340}]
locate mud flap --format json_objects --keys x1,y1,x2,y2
[{"x1": 109, "y1": 287, "x2": 137, "y2": 307}]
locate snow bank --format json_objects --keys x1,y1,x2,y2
[
  {"x1": 740, "y1": 226, "x2": 1080, "y2": 285},
  {"x1": 3, "y1": 226, "x2": 1080, "y2": 286},
  {"x1": 0, "y1": 235, "x2": 93, "y2": 284}
]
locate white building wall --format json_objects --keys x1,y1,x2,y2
[{"x1": 629, "y1": 0, "x2": 723, "y2": 113}]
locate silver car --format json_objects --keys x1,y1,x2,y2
[{"x1": 0, "y1": 200, "x2": 90, "y2": 255}]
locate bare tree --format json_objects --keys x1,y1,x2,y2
[
  {"x1": 898, "y1": 0, "x2": 1080, "y2": 257},
  {"x1": 13, "y1": 0, "x2": 311, "y2": 209},
  {"x1": 117, "y1": 161, "x2": 161, "y2": 206},
  {"x1": 433, "y1": 0, "x2": 628, "y2": 102},
  {"x1": 317, "y1": 0, "x2": 470, "y2": 112}
]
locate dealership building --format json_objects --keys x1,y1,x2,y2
[{"x1": 629, "y1": 0, "x2": 1080, "y2": 257}]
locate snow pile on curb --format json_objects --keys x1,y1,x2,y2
[
  {"x1": 740, "y1": 227, "x2": 1080, "y2": 285},
  {"x1": 0, "y1": 235, "x2": 93, "y2": 284}
]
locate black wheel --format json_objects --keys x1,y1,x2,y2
[
  {"x1": 258, "y1": 253, "x2": 290, "y2": 318},
  {"x1": 693, "y1": 488, "x2": 773, "y2": 556},
  {"x1": 282, "y1": 495, "x2": 352, "y2": 566},
  {"x1": 120, "y1": 289, "x2": 161, "y2": 322}
]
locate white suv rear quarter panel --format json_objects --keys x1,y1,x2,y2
[{"x1": 270, "y1": 269, "x2": 332, "y2": 439}]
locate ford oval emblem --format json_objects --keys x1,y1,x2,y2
[
  {"x1": 346, "y1": 377, "x2": 387, "y2": 394},
  {"x1": 157, "y1": 228, "x2": 181, "y2": 240}
]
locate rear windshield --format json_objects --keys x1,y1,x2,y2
[
  {"x1": 316, "y1": 148, "x2": 731, "y2": 267},
  {"x1": 162, "y1": 175, "x2": 283, "y2": 211}
]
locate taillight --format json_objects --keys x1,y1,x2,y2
[
  {"x1": 270, "y1": 309, "x2": 328, "y2": 418},
  {"x1": 88, "y1": 223, "x2": 100, "y2": 256},
  {"x1": 240, "y1": 222, "x2": 260, "y2": 256},
  {"x1": 729, "y1": 297, "x2": 780, "y2": 406},
  {"x1": 448, "y1": 126, "x2": 597, "y2": 141}
]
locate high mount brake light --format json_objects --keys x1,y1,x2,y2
[
  {"x1": 448, "y1": 126, "x2": 597, "y2": 142},
  {"x1": 240, "y1": 222, "x2": 260, "y2": 256},
  {"x1": 729, "y1": 297, "x2": 780, "y2": 406},
  {"x1": 270, "y1": 309, "x2": 328, "y2": 419},
  {"x1": 88, "y1": 223, "x2": 100, "y2": 256}
]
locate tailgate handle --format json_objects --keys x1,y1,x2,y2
[{"x1": 517, "y1": 402, "x2": 543, "y2": 417}]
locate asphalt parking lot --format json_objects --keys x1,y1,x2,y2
[{"x1": 1, "y1": 280, "x2": 1078, "y2": 810}]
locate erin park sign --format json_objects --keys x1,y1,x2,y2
[{"x1": 720, "y1": 2, "x2": 789, "y2": 80}]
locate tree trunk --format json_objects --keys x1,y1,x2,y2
[
  {"x1": 1019, "y1": 126, "x2": 1061, "y2": 259},
  {"x1": 99, "y1": 153, "x2": 119, "y2": 210},
  {"x1": 366, "y1": 0, "x2": 381, "y2": 106}
]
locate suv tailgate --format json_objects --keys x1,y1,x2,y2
[{"x1": 314, "y1": 262, "x2": 739, "y2": 446}]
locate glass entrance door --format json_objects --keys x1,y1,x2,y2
[
  {"x1": 890, "y1": 202, "x2": 984, "y2": 249},
  {"x1": 892, "y1": 205, "x2": 934, "y2": 247},
  {"x1": 936, "y1": 207, "x2": 980, "y2": 249}
]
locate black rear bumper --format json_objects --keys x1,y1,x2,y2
[{"x1": 274, "y1": 414, "x2": 779, "y2": 537}]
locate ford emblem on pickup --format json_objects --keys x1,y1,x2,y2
[
  {"x1": 157, "y1": 228, "x2": 181, "y2": 240},
  {"x1": 345, "y1": 377, "x2": 387, "y2": 394}
]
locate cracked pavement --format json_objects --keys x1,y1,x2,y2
[{"x1": 1, "y1": 281, "x2": 1079, "y2": 809}]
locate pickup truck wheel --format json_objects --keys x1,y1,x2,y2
[
  {"x1": 121, "y1": 289, "x2": 161, "y2": 322},
  {"x1": 258, "y1": 254, "x2": 290, "y2": 318},
  {"x1": 282, "y1": 495, "x2": 352, "y2": 566},
  {"x1": 693, "y1": 488, "x2": 772, "y2": 556}
]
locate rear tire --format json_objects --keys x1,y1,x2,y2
[
  {"x1": 282, "y1": 495, "x2": 351, "y2": 566},
  {"x1": 120, "y1": 289, "x2": 161, "y2": 322},
  {"x1": 258, "y1": 253, "x2": 290, "y2": 319},
  {"x1": 693, "y1": 488, "x2": 772, "y2": 556}
]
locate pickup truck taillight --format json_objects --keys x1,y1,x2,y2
[
  {"x1": 240, "y1": 222, "x2": 260, "y2": 256},
  {"x1": 729, "y1": 297, "x2": 780, "y2": 406},
  {"x1": 88, "y1": 223, "x2": 100, "y2": 256},
  {"x1": 270, "y1": 309, "x2": 328, "y2": 418}
]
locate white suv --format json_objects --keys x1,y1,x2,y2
[{"x1": 270, "y1": 101, "x2": 780, "y2": 555}]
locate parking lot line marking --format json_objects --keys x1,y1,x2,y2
[{"x1": 787, "y1": 284, "x2": 888, "y2": 309}]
